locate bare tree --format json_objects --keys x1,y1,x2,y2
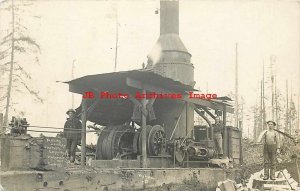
[{"x1": 0, "y1": 0, "x2": 43, "y2": 126}]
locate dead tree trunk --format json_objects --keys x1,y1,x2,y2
[{"x1": 4, "y1": 0, "x2": 15, "y2": 126}]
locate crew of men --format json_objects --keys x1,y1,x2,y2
[{"x1": 63, "y1": 109, "x2": 82, "y2": 163}]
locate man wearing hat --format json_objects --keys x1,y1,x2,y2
[
  {"x1": 262, "y1": 120, "x2": 280, "y2": 180},
  {"x1": 64, "y1": 109, "x2": 82, "y2": 163}
]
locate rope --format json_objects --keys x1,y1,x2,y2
[
  {"x1": 27, "y1": 128, "x2": 136, "y2": 133},
  {"x1": 1, "y1": 125, "x2": 138, "y2": 134},
  {"x1": 28, "y1": 125, "x2": 62, "y2": 129},
  {"x1": 27, "y1": 129, "x2": 97, "y2": 133},
  {"x1": 27, "y1": 125, "x2": 137, "y2": 133}
]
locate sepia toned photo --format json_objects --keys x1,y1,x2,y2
[{"x1": 0, "y1": 0, "x2": 299, "y2": 190}]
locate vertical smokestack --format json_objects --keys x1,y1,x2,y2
[
  {"x1": 147, "y1": 0, "x2": 194, "y2": 87},
  {"x1": 160, "y1": 0, "x2": 179, "y2": 35}
]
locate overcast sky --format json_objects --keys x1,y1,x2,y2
[{"x1": 0, "y1": 0, "x2": 299, "y2": 141}]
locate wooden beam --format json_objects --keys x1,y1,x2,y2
[
  {"x1": 223, "y1": 105, "x2": 228, "y2": 157},
  {"x1": 197, "y1": 106, "x2": 216, "y2": 119},
  {"x1": 141, "y1": 88, "x2": 147, "y2": 168},
  {"x1": 81, "y1": 98, "x2": 87, "y2": 166},
  {"x1": 0, "y1": 113, "x2": 3, "y2": 133}
]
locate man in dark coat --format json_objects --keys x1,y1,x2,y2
[{"x1": 64, "y1": 109, "x2": 82, "y2": 163}]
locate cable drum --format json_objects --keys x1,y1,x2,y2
[
  {"x1": 96, "y1": 125, "x2": 135, "y2": 160},
  {"x1": 96, "y1": 126, "x2": 110, "y2": 159},
  {"x1": 102, "y1": 126, "x2": 119, "y2": 160},
  {"x1": 112, "y1": 125, "x2": 135, "y2": 158}
]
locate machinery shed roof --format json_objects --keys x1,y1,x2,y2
[
  {"x1": 65, "y1": 70, "x2": 195, "y2": 94},
  {"x1": 64, "y1": 70, "x2": 233, "y2": 126},
  {"x1": 64, "y1": 70, "x2": 195, "y2": 126}
]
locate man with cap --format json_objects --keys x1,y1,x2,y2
[
  {"x1": 64, "y1": 109, "x2": 82, "y2": 163},
  {"x1": 262, "y1": 120, "x2": 280, "y2": 180}
]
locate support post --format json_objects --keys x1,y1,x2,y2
[
  {"x1": 239, "y1": 122, "x2": 243, "y2": 164},
  {"x1": 185, "y1": 102, "x2": 188, "y2": 136},
  {"x1": 173, "y1": 141, "x2": 176, "y2": 168},
  {"x1": 223, "y1": 105, "x2": 228, "y2": 157},
  {"x1": 0, "y1": 113, "x2": 2, "y2": 161},
  {"x1": 81, "y1": 98, "x2": 87, "y2": 166},
  {"x1": 141, "y1": 88, "x2": 147, "y2": 168},
  {"x1": 235, "y1": 43, "x2": 239, "y2": 128},
  {"x1": 0, "y1": 113, "x2": 3, "y2": 133}
]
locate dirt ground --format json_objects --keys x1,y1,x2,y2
[{"x1": 136, "y1": 183, "x2": 216, "y2": 191}]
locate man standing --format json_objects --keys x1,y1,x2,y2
[
  {"x1": 213, "y1": 117, "x2": 224, "y2": 159},
  {"x1": 64, "y1": 109, "x2": 82, "y2": 163},
  {"x1": 262, "y1": 120, "x2": 280, "y2": 180}
]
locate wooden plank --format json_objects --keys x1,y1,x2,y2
[
  {"x1": 219, "y1": 180, "x2": 236, "y2": 191},
  {"x1": 290, "y1": 182, "x2": 298, "y2": 188},
  {"x1": 288, "y1": 179, "x2": 295, "y2": 184}
]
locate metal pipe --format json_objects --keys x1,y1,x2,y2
[{"x1": 160, "y1": 0, "x2": 179, "y2": 35}]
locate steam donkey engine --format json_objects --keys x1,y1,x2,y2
[
  {"x1": 66, "y1": 0, "x2": 241, "y2": 168},
  {"x1": 95, "y1": 123, "x2": 221, "y2": 166}
]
